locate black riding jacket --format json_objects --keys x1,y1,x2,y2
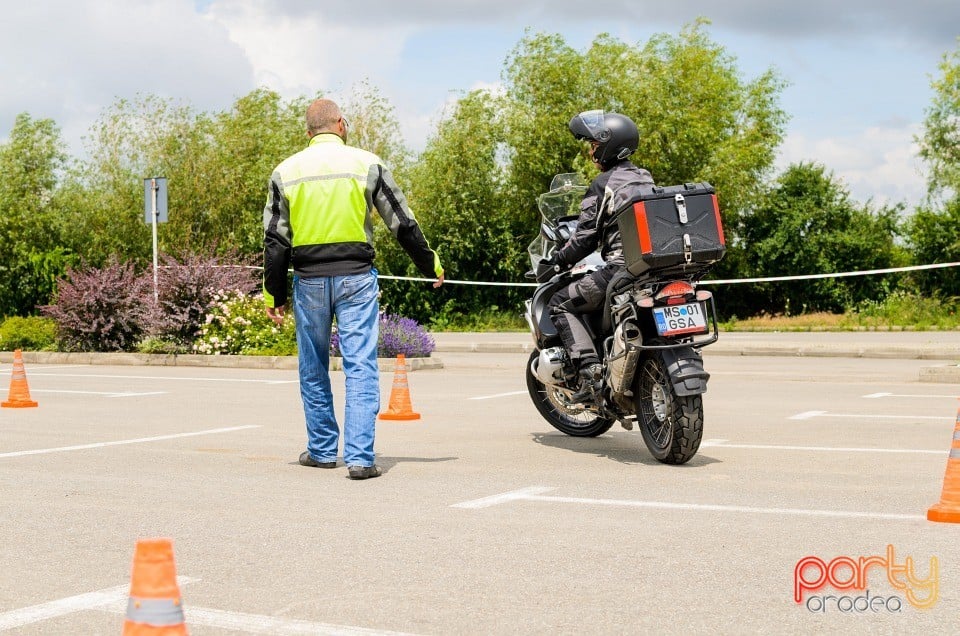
[{"x1": 554, "y1": 161, "x2": 655, "y2": 268}]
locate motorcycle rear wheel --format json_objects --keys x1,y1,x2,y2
[
  {"x1": 634, "y1": 351, "x2": 703, "y2": 464},
  {"x1": 525, "y1": 351, "x2": 614, "y2": 437}
]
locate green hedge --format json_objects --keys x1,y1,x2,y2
[{"x1": 0, "y1": 316, "x2": 58, "y2": 351}]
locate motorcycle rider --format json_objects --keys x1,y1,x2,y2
[{"x1": 545, "y1": 110, "x2": 655, "y2": 401}]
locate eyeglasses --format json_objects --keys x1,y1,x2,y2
[{"x1": 340, "y1": 116, "x2": 350, "y2": 131}]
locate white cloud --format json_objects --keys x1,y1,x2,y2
[
  {"x1": 204, "y1": 0, "x2": 414, "y2": 98},
  {"x1": 394, "y1": 80, "x2": 506, "y2": 153},
  {"x1": 0, "y1": 0, "x2": 945, "y2": 215},
  {"x1": 777, "y1": 123, "x2": 928, "y2": 209},
  {"x1": 0, "y1": 0, "x2": 252, "y2": 154},
  {"x1": 265, "y1": 0, "x2": 959, "y2": 51}
]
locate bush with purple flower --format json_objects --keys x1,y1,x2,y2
[{"x1": 330, "y1": 312, "x2": 435, "y2": 358}]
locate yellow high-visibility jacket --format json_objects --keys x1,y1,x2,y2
[{"x1": 262, "y1": 133, "x2": 442, "y2": 307}]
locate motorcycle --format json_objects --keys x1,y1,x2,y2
[{"x1": 523, "y1": 173, "x2": 725, "y2": 465}]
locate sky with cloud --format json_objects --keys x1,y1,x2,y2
[{"x1": 2, "y1": 0, "x2": 957, "y2": 209}]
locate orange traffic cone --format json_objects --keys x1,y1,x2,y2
[
  {"x1": 122, "y1": 538, "x2": 187, "y2": 635},
  {"x1": 378, "y1": 354, "x2": 421, "y2": 420},
  {"x1": 2, "y1": 349, "x2": 38, "y2": 408},
  {"x1": 927, "y1": 406, "x2": 960, "y2": 523}
]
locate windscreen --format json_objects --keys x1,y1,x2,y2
[
  {"x1": 529, "y1": 173, "x2": 588, "y2": 271},
  {"x1": 536, "y1": 173, "x2": 587, "y2": 224}
]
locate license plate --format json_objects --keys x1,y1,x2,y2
[{"x1": 653, "y1": 302, "x2": 708, "y2": 336}]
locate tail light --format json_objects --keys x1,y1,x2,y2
[{"x1": 655, "y1": 281, "x2": 695, "y2": 305}]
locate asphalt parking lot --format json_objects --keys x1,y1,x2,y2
[{"x1": 1, "y1": 348, "x2": 959, "y2": 634}]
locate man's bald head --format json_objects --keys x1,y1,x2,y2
[{"x1": 306, "y1": 99, "x2": 343, "y2": 138}]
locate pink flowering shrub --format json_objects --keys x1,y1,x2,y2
[{"x1": 142, "y1": 251, "x2": 258, "y2": 347}]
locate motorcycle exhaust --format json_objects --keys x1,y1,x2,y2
[{"x1": 606, "y1": 320, "x2": 642, "y2": 393}]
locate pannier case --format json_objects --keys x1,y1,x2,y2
[{"x1": 615, "y1": 182, "x2": 726, "y2": 276}]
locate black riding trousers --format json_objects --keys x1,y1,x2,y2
[{"x1": 548, "y1": 265, "x2": 618, "y2": 367}]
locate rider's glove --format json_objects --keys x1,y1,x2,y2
[
  {"x1": 536, "y1": 252, "x2": 563, "y2": 282},
  {"x1": 545, "y1": 252, "x2": 565, "y2": 272}
]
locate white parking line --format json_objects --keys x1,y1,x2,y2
[
  {"x1": 98, "y1": 602, "x2": 419, "y2": 635},
  {"x1": 864, "y1": 392, "x2": 958, "y2": 399},
  {"x1": 789, "y1": 411, "x2": 946, "y2": 421},
  {"x1": 452, "y1": 487, "x2": 925, "y2": 521},
  {"x1": 469, "y1": 390, "x2": 527, "y2": 400},
  {"x1": 699, "y1": 439, "x2": 945, "y2": 455},
  {"x1": 451, "y1": 486, "x2": 554, "y2": 508},
  {"x1": 31, "y1": 389, "x2": 167, "y2": 398},
  {"x1": 0, "y1": 365, "x2": 85, "y2": 372},
  {"x1": 0, "y1": 576, "x2": 416, "y2": 635},
  {"x1": 18, "y1": 372, "x2": 296, "y2": 385},
  {"x1": 789, "y1": 410, "x2": 825, "y2": 420},
  {"x1": 0, "y1": 577, "x2": 197, "y2": 631},
  {"x1": 0, "y1": 426, "x2": 261, "y2": 459}
]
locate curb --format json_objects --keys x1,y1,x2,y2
[
  {"x1": 434, "y1": 342, "x2": 538, "y2": 354},
  {"x1": 0, "y1": 351, "x2": 443, "y2": 372},
  {"x1": 432, "y1": 342, "x2": 960, "y2": 360},
  {"x1": 2, "y1": 344, "x2": 957, "y2": 381}
]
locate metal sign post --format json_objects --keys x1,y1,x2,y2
[{"x1": 143, "y1": 177, "x2": 168, "y2": 302}]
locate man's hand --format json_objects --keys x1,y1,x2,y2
[
  {"x1": 433, "y1": 273, "x2": 444, "y2": 288},
  {"x1": 266, "y1": 305, "x2": 285, "y2": 326}
]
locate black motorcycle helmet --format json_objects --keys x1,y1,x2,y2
[{"x1": 568, "y1": 110, "x2": 639, "y2": 168}]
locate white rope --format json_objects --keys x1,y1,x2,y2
[
  {"x1": 700, "y1": 261, "x2": 960, "y2": 285},
  {"x1": 207, "y1": 261, "x2": 960, "y2": 288},
  {"x1": 378, "y1": 261, "x2": 960, "y2": 287},
  {"x1": 379, "y1": 275, "x2": 533, "y2": 286}
]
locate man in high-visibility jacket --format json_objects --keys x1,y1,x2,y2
[{"x1": 263, "y1": 98, "x2": 444, "y2": 480}]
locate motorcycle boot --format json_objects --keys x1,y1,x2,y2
[{"x1": 569, "y1": 361, "x2": 603, "y2": 404}]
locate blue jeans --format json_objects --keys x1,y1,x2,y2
[{"x1": 293, "y1": 270, "x2": 380, "y2": 467}]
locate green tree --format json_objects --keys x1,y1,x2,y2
[
  {"x1": 628, "y1": 22, "x2": 787, "y2": 220},
  {"x1": 904, "y1": 197, "x2": 960, "y2": 297},
  {"x1": 0, "y1": 113, "x2": 71, "y2": 316},
  {"x1": 61, "y1": 91, "x2": 310, "y2": 265},
  {"x1": 343, "y1": 79, "x2": 411, "y2": 177},
  {"x1": 501, "y1": 32, "x2": 585, "y2": 236},
  {"x1": 60, "y1": 95, "x2": 188, "y2": 266},
  {"x1": 909, "y1": 40, "x2": 960, "y2": 300},
  {"x1": 500, "y1": 21, "x2": 788, "y2": 237},
  {"x1": 918, "y1": 40, "x2": 960, "y2": 200},
  {"x1": 388, "y1": 90, "x2": 510, "y2": 322},
  {"x1": 400, "y1": 22, "x2": 787, "y2": 321},
  {"x1": 739, "y1": 163, "x2": 902, "y2": 314},
  {"x1": 199, "y1": 89, "x2": 310, "y2": 255}
]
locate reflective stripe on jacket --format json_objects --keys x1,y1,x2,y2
[{"x1": 263, "y1": 133, "x2": 442, "y2": 307}]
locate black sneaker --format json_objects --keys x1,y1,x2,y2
[
  {"x1": 347, "y1": 464, "x2": 383, "y2": 480},
  {"x1": 299, "y1": 451, "x2": 337, "y2": 468}
]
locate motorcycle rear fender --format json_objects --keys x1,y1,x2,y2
[{"x1": 659, "y1": 346, "x2": 710, "y2": 396}]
